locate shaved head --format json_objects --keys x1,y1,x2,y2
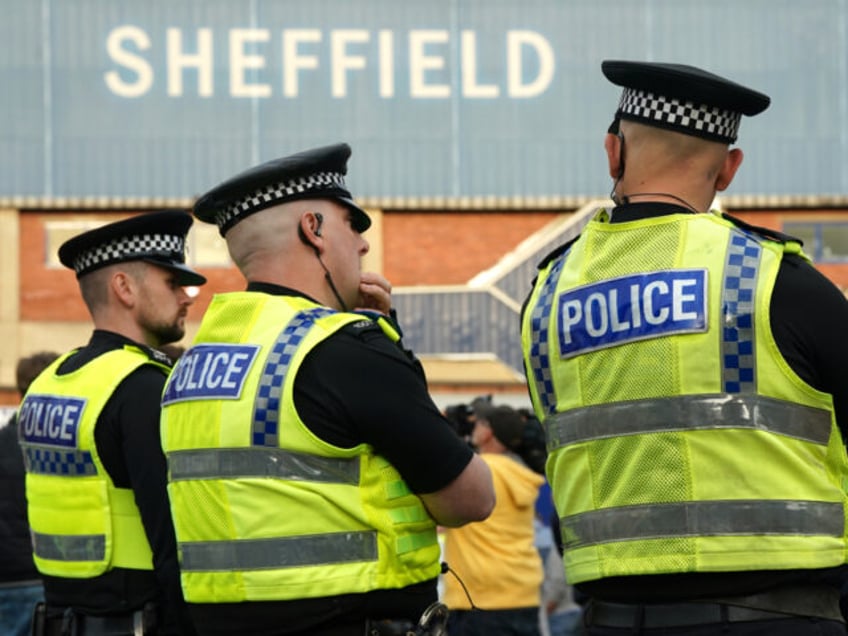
[
  {"x1": 225, "y1": 202, "x2": 305, "y2": 277},
  {"x1": 226, "y1": 199, "x2": 325, "y2": 280},
  {"x1": 620, "y1": 120, "x2": 730, "y2": 184}
]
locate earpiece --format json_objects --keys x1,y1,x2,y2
[
  {"x1": 299, "y1": 210, "x2": 347, "y2": 312},
  {"x1": 616, "y1": 132, "x2": 626, "y2": 179},
  {"x1": 298, "y1": 212, "x2": 323, "y2": 248}
]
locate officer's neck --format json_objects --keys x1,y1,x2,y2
[
  {"x1": 619, "y1": 191, "x2": 701, "y2": 213},
  {"x1": 610, "y1": 201, "x2": 695, "y2": 224}
]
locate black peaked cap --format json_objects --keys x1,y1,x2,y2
[
  {"x1": 193, "y1": 142, "x2": 371, "y2": 237},
  {"x1": 58, "y1": 210, "x2": 206, "y2": 286},
  {"x1": 602, "y1": 60, "x2": 770, "y2": 143}
]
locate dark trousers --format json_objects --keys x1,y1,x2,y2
[
  {"x1": 447, "y1": 607, "x2": 541, "y2": 636},
  {"x1": 581, "y1": 586, "x2": 848, "y2": 636}
]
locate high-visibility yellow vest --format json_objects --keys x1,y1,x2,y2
[
  {"x1": 19, "y1": 348, "x2": 165, "y2": 577},
  {"x1": 521, "y1": 210, "x2": 848, "y2": 584},
  {"x1": 161, "y1": 292, "x2": 440, "y2": 603}
]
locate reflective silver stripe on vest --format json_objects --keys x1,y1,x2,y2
[
  {"x1": 168, "y1": 447, "x2": 360, "y2": 484},
  {"x1": 561, "y1": 500, "x2": 844, "y2": 550},
  {"x1": 547, "y1": 394, "x2": 832, "y2": 449},
  {"x1": 180, "y1": 531, "x2": 378, "y2": 572},
  {"x1": 31, "y1": 531, "x2": 106, "y2": 562}
]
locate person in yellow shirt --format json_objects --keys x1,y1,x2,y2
[{"x1": 442, "y1": 404, "x2": 546, "y2": 635}]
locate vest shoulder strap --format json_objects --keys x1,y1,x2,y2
[{"x1": 720, "y1": 211, "x2": 800, "y2": 245}]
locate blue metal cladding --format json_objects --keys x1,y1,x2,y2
[
  {"x1": 395, "y1": 288, "x2": 527, "y2": 374},
  {"x1": 2, "y1": 0, "x2": 848, "y2": 202}
]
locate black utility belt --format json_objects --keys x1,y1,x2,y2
[
  {"x1": 32, "y1": 602, "x2": 158, "y2": 636},
  {"x1": 0, "y1": 578, "x2": 41, "y2": 589},
  {"x1": 586, "y1": 584, "x2": 844, "y2": 629}
]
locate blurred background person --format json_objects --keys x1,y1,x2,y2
[
  {"x1": 443, "y1": 402, "x2": 476, "y2": 446},
  {"x1": 0, "y1": 351, "x2": 59, "y2": 636},
  {"x1": 542, "y1": 546, "x2": 583, "y2": 636},
  {"x1": 443, "y1": 403, "x2": 546, "y2": 635}
]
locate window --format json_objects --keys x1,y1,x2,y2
[
  {"x1": 782, "y1": 222, "x2": 848, "y2": 263},
  {"x1": 44, "y1": 216, "x2": 232, "y2": 269},
  {"x1": 45, "y1": 220, "x2": 98, "y2": 268},
  {"x1": 188, "y1": 222, "x2": 231, "y2": 267}
]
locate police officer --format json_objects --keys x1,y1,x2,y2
[
  {"x1": 160, "y1": 143, "x2": 495, "y2": 636},
  {"x1": 19, "y1": 211, "x2": 206, "y2": 635},
  {"x1": 521, "y1": 61, "x2": 848, "y2": 635}
]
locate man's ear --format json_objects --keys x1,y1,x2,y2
[
  {"x1": 297, "y1": 211, "x2": 324, "y2": 254},
  {"x1": 604, "y1": 133, "x2": 623, "y2": 180},
  {"x1": 111, "y1": 270, "x2": 136, "y2": 308},
  {"x1": 715, "y1": 148, "x2": 744, "y2": 192}
]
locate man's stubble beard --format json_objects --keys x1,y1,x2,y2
[{"x1": 144, "y1": 312, "x2": 186, "y2": 347}]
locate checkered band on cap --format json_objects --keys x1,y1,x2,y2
[
  {"x1": 72, "y1": 233, "x2": 185, "y2": 274},
  {"x1": 214, "y1": 171, "x2": 347, "y2": 230},
  {"x1": 619, "y1": 87, "x2": 742, "y2": 143}
]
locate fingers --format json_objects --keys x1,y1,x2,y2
[
  {"x1": 357, "y1": 272, "x2": 393, "y2": 315},
  {"x1": 359, "y1": 272, "x2": 391, "y2": 294}
]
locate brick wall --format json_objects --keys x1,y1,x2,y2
[
  {"x1": 7, "y1": 205, "x2": 848, "y2": 403},
  {"x1": 20, "y1": 212, "x2": 242, "y2": 321},
  {"x1": 25, "y1": 208, "x2": 848, "y2": 314},
  {"x1": 20, "y1": 210, "x2": 562, "y2": 319},
  {"x1": 383, "y1": 210, "x2": 559, "y2": 285}
]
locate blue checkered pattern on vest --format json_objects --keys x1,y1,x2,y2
[
  {"x1": 252, "y1": 307, "x2": 335, "y2": 446},
  {"x1": 722, "y1": 232, "x2": 761, "y2": 393},
  {"x1": 527, "y1": 253, "x2": 568, "y2": 418},
  {"x1": 23, "y1": 446, "x2": 96, "y2": 476}
]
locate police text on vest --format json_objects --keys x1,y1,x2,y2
[
  {"x1": 18, "y1": 395, "x2": 86, "y2": 447},
  {"x1": 558, "y1": 269, "x2": 708, "y2": 358},
  {"x1": 162, "y1": 344, "x2": 260, "y2": 404}
]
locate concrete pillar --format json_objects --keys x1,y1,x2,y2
[
  {"x1": 362, "y1": 208, "x2": 384, "y2": 275},
  {"x1": 0, "y1": 208, "x2": 20, "y2": 391}
]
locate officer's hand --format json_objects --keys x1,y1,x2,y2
[{"x1": 356, "y1": 272, "x2": 392, "y2": 315}]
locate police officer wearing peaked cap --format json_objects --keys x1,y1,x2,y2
[
  {"x1": 521, "y1": 61, "x2": 848, "y2": 635},
  {"x1": 194, "y1": 142, "x2": 371, "y2": 237},
  {"x1": 58, "y1": 210, "x2": 207, "y2": 286},
  {"x1": 19, "y1": 210, "x2": 205, "y2": 635},
  {"x1": 161, "y1": 142, "x2": 495, "y2": 635}
]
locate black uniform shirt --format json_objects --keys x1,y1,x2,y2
[
  {"x1": 41, "y1": 330, "x2": 193, "y2": 634},
  {"x1": 529, "y1": 203, "x2": 848, "y2": 602},
  {"x1": 187, "y1": 283, "x2": 474, "y2": 635}
]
